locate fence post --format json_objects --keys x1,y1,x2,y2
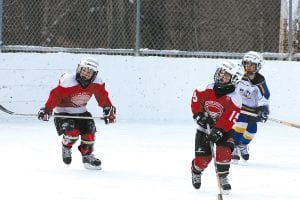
[
  {"x1": 288, "y1": 0, "x2": 293, "y2": 60},
  {"x1": 0, "y1": 0, "x2": 3, "y2": 51},
  {"x1": 135, "y1": 0, "x2": 141, "y2": 56}
]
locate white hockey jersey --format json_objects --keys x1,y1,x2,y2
[{"x1": 235, "y1": 73, "x2": 270, "y2": 109}]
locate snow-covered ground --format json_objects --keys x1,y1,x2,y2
[
  {"x1": 0, "y1": 53, "x2": 299, "y2": 200},
  {"x1": 0, "y1": 120, "x2": 299, "y2": 200}
]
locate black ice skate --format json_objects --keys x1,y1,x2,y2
[
  {"x1": 191, "y1": 161, "x2": 202, "y2": 189},
  {"x1": 62, "y1": 145, "x2": 72, "y2": 165},
  {"x1": 82, "y1": 154, "x2": 102, "y2": 170},
  {"x1": 219, "y1": 175, "x2": 231, "y2": 195}
]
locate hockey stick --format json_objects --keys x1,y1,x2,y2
[
  {"x1": 0, "y1": 104, "x2": 104, "y2": 120},
  {"x1": 207, "y1": 124, "x2": 223, "y2": 200},
  {"x1": 240, "y1": 110, "x2": 300, "y2": 129}
]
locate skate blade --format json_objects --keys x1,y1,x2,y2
[
  {"x1": 240, "y1": 159, "x2": 248, "y2": 166},
  {"x1": 84, "y1": 163, "x2": 102, "y2": 170},
  {"x1": 231, "y1": 159, "x2": 239, "y2": 165},
  {"x1": 221, "y1": 189, "x2": 230, "y2": 195}
]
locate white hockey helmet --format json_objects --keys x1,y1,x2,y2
[
  {"x1": 242, "y1": 51, "x2": 264, "y2": 73},
  {"x1": 214, "y1": 61, "x2": 244, "y2": 87},
  {"x1": 76, "y1": 57, "x2": 99, "y2": 88}
]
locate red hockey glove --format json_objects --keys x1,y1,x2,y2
[
  {"x1": 38, "y1": 107, "x2": 52, "y2": 121},
  {"x1": 103, "y1": 106, "x2": 116, "y2": 124}
]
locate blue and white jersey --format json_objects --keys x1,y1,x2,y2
[{"x1": 235, "y1": 73, "x2": 270, "y2": 109}]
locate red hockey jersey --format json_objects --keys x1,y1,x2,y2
[
  {"x1": 191, "y1": 83, "x2": 242, "y2": 132},
  {"x1": 45, "y1": 73, "x2": 113, "y2": 114}
]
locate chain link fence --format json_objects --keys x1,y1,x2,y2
[{"x1": 1, "y1": 0, "x2": 300, "y2": 60}]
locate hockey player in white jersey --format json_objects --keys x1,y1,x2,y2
[{"x1": 232, "y1": 51, "x2": 270, "y2": 164}]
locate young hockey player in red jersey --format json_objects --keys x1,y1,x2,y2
[
  {"x1": 38, "y1": 57, "x2": 116, "y2": 170},
  {"x1": 232, "y1": 51, "x2": 270, "y2": 164},
  {"x1": 191, "y1": 61, "x2": 243, "y2": 194}
]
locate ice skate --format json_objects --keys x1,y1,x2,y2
[
  {"x1": 82, "y1": 154, "x2": 102, "y2": 170},
  {"x1": 231, "y1": 146, "x2": 240, "y2": 164},
  {"x1": 62, "y1": 145, "x2": 72, "y2": 165},
  {"x1": 191, "y1": 161, "x2": 202, "y2": 189},
  {"x1": 219, "y1": 175, "x2": 231, "y2": 195},
  {"x1": 238, "y1": 144, "x2": 249, "y2": 164}
]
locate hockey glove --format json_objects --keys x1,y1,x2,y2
[
  {"x1": 193, "y1": 112, "x2": 214, "y2": 128},
  {"x1": 103, "y1": 106, "x2": 116, "y2": 124},
  {"x1": 207, "y1": 128, "x2": 223, "y2": 143},
  {"x1": 38, "y1": 107, "x2": 52, "y2": 121},
  {"x1": 257, "y1": 106, "x2": 269, "y2": 123}
]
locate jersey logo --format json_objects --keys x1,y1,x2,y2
[
  {"x1": 239, "y1": 88, "x2": 251, "y2": 99},
  {"x1": 204, "y1": 101, "x2": 224, "y2": 121},
  {"x1": 71, "y1": 92, "x2": 92, "y2": 107}
]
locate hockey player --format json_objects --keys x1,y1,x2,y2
[
  {"x1": 191, "y1": 61, "x2": 243, "y2": 193},
  {"x1": 232, "y1": 51, "x2": 270, "y2": 164},
  {"x1": 38, "y1": 57, "x2": 116, "y2": 170}
]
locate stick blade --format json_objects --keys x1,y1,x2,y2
[{"x1": 0, "y1": 105, "x2": 14, "y2": 114}]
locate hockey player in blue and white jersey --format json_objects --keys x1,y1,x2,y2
[{"x1": 232, "y1": 51, "x2": 270, "y2": 164}]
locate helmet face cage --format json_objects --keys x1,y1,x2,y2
[
  {"x1": 242, "y1": 51, "x2": 263, "y2": 73},
  {"x1": 76, "y1": 58, "x2": 99, "y2": 88},
  {"x1": 214, "y1": 61, "x2": 243, "y2": 87}
]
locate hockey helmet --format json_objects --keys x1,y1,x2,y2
[
  {"x1": 242, "y1": 51, "x2": 264, "y2": 74},
  {"x1": 214, "y1": 61, "x2": 244, "y2": 87},
  {"x1": 76, "y1": 57, "x2": 99, "y2": 88}
]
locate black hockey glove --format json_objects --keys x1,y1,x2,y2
[
  {"x1": 193, "y1": 112, "x2": 214, "y2": 128},
  {"x1": 257, "y1": 106, "x2": 269, "y2": 123},
  {"x1": 207, "y1": 127, "x2": 223, "y2": 143},
  {"x1": 38, "y1": 107, "x2": 52, "y2": 121},
  {"x1": 103, "y1": 106, "x2": 116, "y2": 124}
]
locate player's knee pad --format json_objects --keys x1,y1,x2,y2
[
  {"x1": 62, "y1": 132, "x2": 79, "y2": 146},
  {"x1": 194, "y1": 155, "x2": 212, "y2": 170},
  {"x1": 215, "y1": 146, "x2": 231, "y2": 176},
  {"x1": 216, "y1": 146, "x2": 232, "y2": 161},
  {"x1": 78, "y1": 140, "x2": 95, "y2": 155},
  {"x1": 54, "y1": 117, "x2": 76, "y2": 136}
]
